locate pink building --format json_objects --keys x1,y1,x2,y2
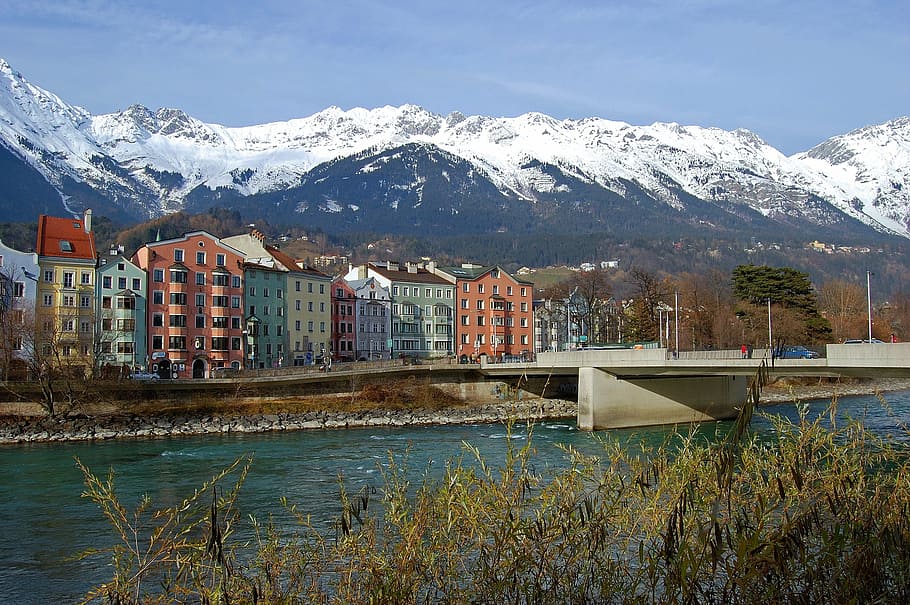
[{"x1": 133, "y1": 232, "x2": 246, "y2": 379}]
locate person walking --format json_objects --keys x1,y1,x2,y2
[{"x1": 741, "y1": 344, "x2": 748, "y2": 359}]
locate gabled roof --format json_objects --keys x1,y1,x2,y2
[
  {"x1": 369, "y1": 263, "x2": 452, "y2": 286},
  {"x1": 37, "y1": 215, "x2": 96, "y2": 261},
  {"x1": 265, "y1": 244, "x2": 330, "y2": 279}
]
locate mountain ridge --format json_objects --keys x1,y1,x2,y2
[{"x1": 1, "y1": 57, "x2": 907, "y2": 240}]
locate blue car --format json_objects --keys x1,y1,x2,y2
[{"x1": 779, "y1": 346, "x2": 820, "y2": 359}]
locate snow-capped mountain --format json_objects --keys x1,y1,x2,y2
[{"x1": 1, "y1": 57, "x2": 908, "y2": 240}]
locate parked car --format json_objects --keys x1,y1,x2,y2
[
  {"x1": 843, "y1": 338, "x2": 884, "y2": 344},
  {"x1": 779, "y1": 346, "x2": 820, "y2": 359},
  {"x1": 129, "y1": 371, "x2": 159, "y2": 380}
]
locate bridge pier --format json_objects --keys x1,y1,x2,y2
[{"x1": 577, "y1": 368, "x2": 745, "y2": 430}]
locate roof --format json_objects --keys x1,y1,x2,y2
[
  {"x1": 369, "y1": 263, "x2": 452, "y2": 286},
  {"x1": 437, "y1": 264, "x2": 534, "y2": 286},
  {"x1": 266, "y1": 245, "x2": 331, "y2": 279},
  {"x1": 37, "y1": 215, "x2": 96, "y2": 261}
]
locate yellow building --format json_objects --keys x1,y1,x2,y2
[{"x1": 36, "y1": 210, "x2": 98, "y2": 373}]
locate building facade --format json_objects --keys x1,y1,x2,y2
[
  {"x1": 347, "y1": 276, "x2": 392, "y2": 360},
  {"x1": 96, "y1": 251, "x2": 147, "y2": 374},
  {"x1": 35, "y1": 211, "x2": 97, "y2": 374},
  {"x1": 434, "y1": 264, "x2": 534, "y2": 360},
  {"x1": 133, "y1": 231, "x2": 246, "y2": 378},
  {"x1": 347, "y1": 262, "x2": 455, "y2": 358},
  {"x1": 0, "y1": 238, "x2": 39, "y2": 375},
  {"x1": 331, "y1": 277, "x2": 356, "y2": 361}
]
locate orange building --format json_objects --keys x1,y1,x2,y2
[
  {"x1": 433, "y1": 264, "x2": 534, "y2": 361},
  {"x1": 133, "y1": 232, "x2": 246, "y2": 379}
]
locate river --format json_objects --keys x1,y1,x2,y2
[{"x1": 1, "y1": 390, "x2": 908, "y2": 604}]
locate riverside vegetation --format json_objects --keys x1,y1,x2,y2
[{"x1": 75, "y1": 363, "x2": 910, "y2": 604}]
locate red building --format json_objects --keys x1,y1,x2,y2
[
  {"x1": 331, "y1": 277, "x2": 356, "y2": 361},
  {"x1": 433, "y1": 264, "x2": 534, "y2": 361},
  {"x1": 133, "y1": 231, "x2": 246, "y2": 379}
]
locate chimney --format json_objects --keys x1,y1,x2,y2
[
  {"x1": 83, "y1": 209, "x2": 92, "y2": 233},
  {"x1": 407, "y1": 262, "x2": 418, "y2": 274}
]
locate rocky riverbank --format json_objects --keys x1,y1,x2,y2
[
  {"x1": 0, "y1": 399, "x2": 578, "y2": 445},
  {"x1": 2, "y1": 377, "x2": 909, "y2": 445}
]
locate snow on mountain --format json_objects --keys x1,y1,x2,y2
[{"x1": 1, "y1": 57, "x2": 908, "y2": 238}]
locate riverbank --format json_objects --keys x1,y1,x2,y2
[{"x1": 2, "y1": 377, "x2": 909, "y2": 445}]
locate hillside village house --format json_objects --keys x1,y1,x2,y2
[
  {"x1": 346, "y1": 262, "x2": 455, "y2": 359},
  {"x1": 432, "y1": 264, "x2": 534, "y2": 361},
  {"x1": 133, "y1": 231, "x2": 246, "y2": 378},
  {"x1": 0, "y1": 238, "x2": 39, "y2": 375},
  {"x1": 96, "y1": 249, "x2": 147, "y2": 375},
  {"x1": 36, "y1": 210, "x2": 97, "y2": 373},
  {"x1": 345, "y1": 276, "x2": 392, "y2": 360}
]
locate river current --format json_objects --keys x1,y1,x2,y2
[{"x1": 2, "y1": 390, "x2": 908, "y2": 604}]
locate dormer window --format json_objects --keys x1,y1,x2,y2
[{"x1": 59, "y1": 240, "x2": 73, "y2": 253}]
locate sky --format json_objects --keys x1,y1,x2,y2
[{"x1": 0, "y1": 0, "x2": 907, "y2": 155}]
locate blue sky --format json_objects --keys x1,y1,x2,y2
[{"x1": 1, "y1": 0, "x2": 907, "y2": 154}]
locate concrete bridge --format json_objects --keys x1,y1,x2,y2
[{"x1": 479, "y1": 343, "x2": 910, "y2": 430}]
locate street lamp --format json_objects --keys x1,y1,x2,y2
[
  {"x1": 867, "y1": 271, "x2": 874, "y2": 343},
  {"x1": 674, "y1": 290, "x2": 679, "y2": 355},
  {"x1": 767, "y1": 298, "x2": 773, "y2": 352}
]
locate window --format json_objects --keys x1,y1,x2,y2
[
  {"x1": 216, "y1": 253, "x2": 226, "y2": 266},
  {"x1": 80, "y1": 320, "x2": 91, "y2": 333},
  {"x1": 169, "y1": 292, "x2": 187, "y2": 305},
  {"x1": 461, "y1": 316, "x2": 469, "y2": 326},
  {"x1": 277, "y1": 288, "x2": 283, "y2": 299},
  {"x1": 102, "y1": 318, "x2": 113, "y2": 331},
  {"x1": 262, "y1": 324, "x2": 270, "y2": 336},
  {"x1": 231, "y1": 296, "x2": 241, "y2": 308},
  {"x1": 212, "y1": 295, "x2": 228, "y2": 307},
  {"x1": 132, "y1": 278, "x2": 141, "y2": 291},
  {"x1": 153, "y1": 268, "x2": 164, "y2": 282},
  {"x1": 170, "y1": 269, "x2": 187, "y2": 283},
  {"x1": 196, "y1": 272, "x2": 206, "y2": 285},
  {"x1": 196, "y1": 251, "x2": 206, "y2": 265},
  {"x1": 263, "y1": 305, "x2": 270, "y2": 316},
  {"x1": 336, "y1": 288, "x2": 344, "y2": 298},
  {"x1": 59, "y1": 241, "x2": 73, "y2": 253},
  {"x1": 231, "y1": 337, "x2": 241, "y2": 351},
  {"x1": 212, "y1": 316, "x2": 228, "y2": 329},
  {"x1": 521, "y1": 302, "x2": 528, "y2": 312},
  {"x1": 295, "y1": 280, "x2": 300, "y2": 292},
  {"x1": 169, "y1": 314, "x2": 187, "y2": 327},
  {"x1": 507, "y1": 286, "x2": 513, "y2": 296},
  {"x1": 62, "y1": 318, "x2": 75, "y2": 332},
  {"x1": 174, "y1": 249, "x2": 184, "y2": 262},
  {"x1": 476, "y1": 300, "x2": 484, "y2": 310},
  {"x1": 477, "y1": 284, "x2": 484, "y2": 294},
  {"x1": 307, "y1": 321, "x2": 314, "y2": 332},
  {"x1": 63, "y1": 294, "x2": 75, "y2": 307},
  {"x1": 249, "y1": 286, "x2": 256, "y2": 297},
  {"x1": 118, "y1": 277, "x2": 127, "y2": 290},
  {"x1": 102, "y1": 276, "x2": 112, "y2": 289},
  {"x1": 263, "y1": 287, "x2": 270, "y2": 297},
  {"x1": 169, "y1": 336, "x2": 186, "y2": 350},
  {"x1": 212, "y1": 337, "x2": 228, "y2": 350},
  {"x1": 425, "y1": 288, "x2": 431, "y2": 298},
  {"x1": 460, "y1": 299, "x2": 468, "y2": 309},
  {"x1": 231, "y1": 317, "x2": 241, "y2": 329},
  {"x1": 308, "y1": 282, "x2": 313, "y2": 293},
  {"x1": 295, "y1": 300, "x2": 301, "y2": 311},
  {"x1": 308, "y1": 301, "x2": 313, "y2": 312},
  {"x1": 319, "y1": 284, "x2": 324, "y2": 294},
  {"x1": 13, "y1": 282, "x2": 24, "y2": 298},
  {"x1": 80, "y1": 295, "x2": 91, "y2": 308},
  {"x1": 43, "y1": 293, "x2": 53, "y2": 306},
  {"x1": 491, "y1": 269, "x2": 500, "y2": 278},
  {"x1": 43, "y1": 269, "x2": 53, "y2": 283},
  {"x1": 520, "y1": 287, "x2": 527, "y2": 297},
  {"x1": 63, "y1": 272, "x2": 74, "y2": 288},
  {"x1": 213, "y1": 273, "x2": 228, "y2": 287},
  {"x1": 319, "y1": 302, "x2": 325, "y2": 312},
  {"x1": 195, "y1": 315, "x2": 206, "y2": 329},
  {"x1": 117, "y1": 319, "x2": 135, "y2": 331},
  {"x1": 152, "y1": 335, "x2": 164, "y2": 350},
  {"x1": 295, "y1": 320, "x2": 301, "y2": 331},
  {"x1": 152, "y1": 313, "x2": 163, "y2": 327},
  {"x1": 153, "y1": 291, "x2": 164, "y2": 305},
  {"x1": 102, "y1": 296, "x2": 112, "y2": 309},
  {"x1": 232, "y1": 275, "x2": 241, "y2": 288},
  {"x1": 492, "y1": 285, "x2": 499, "y2": 295},
  {"x1": 196, "y1": 293, "x2": 206, "y2": 307},
  {"x1": 320, "y1": 321, "x2": 326, "y2": 333}
]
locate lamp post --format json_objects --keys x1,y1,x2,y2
[
  {"x1": 866, "y1": 271, "x2": 874, "y2": 343},
  {"x1": 674, "y1": 290, "x2": 679, "y2": 355},
  {"x1": 767, "y1": 298, "x2": 773, "y2": 352}
]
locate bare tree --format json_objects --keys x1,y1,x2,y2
[
  {"x1": 818, "y1": 279, "x2": 870, "y2": 342},
  {"x1": 625, "y1": 269, "x2": 669, "y2": 343}
]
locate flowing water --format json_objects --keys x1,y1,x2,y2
[{"x1": 1, "y1": 390, "x2": 908, "y2": 604}]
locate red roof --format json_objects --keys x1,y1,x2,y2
[{"x1": 36, "y1": 214, "x2": 97, "y2": 261}]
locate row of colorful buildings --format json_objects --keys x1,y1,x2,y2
[{"x1": 0, "y1": 211, "x2": 535, "y2": 379}]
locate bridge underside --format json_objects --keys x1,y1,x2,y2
[{"x1": 577, "y1": 368, "x2": 747, "y2": 430}]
